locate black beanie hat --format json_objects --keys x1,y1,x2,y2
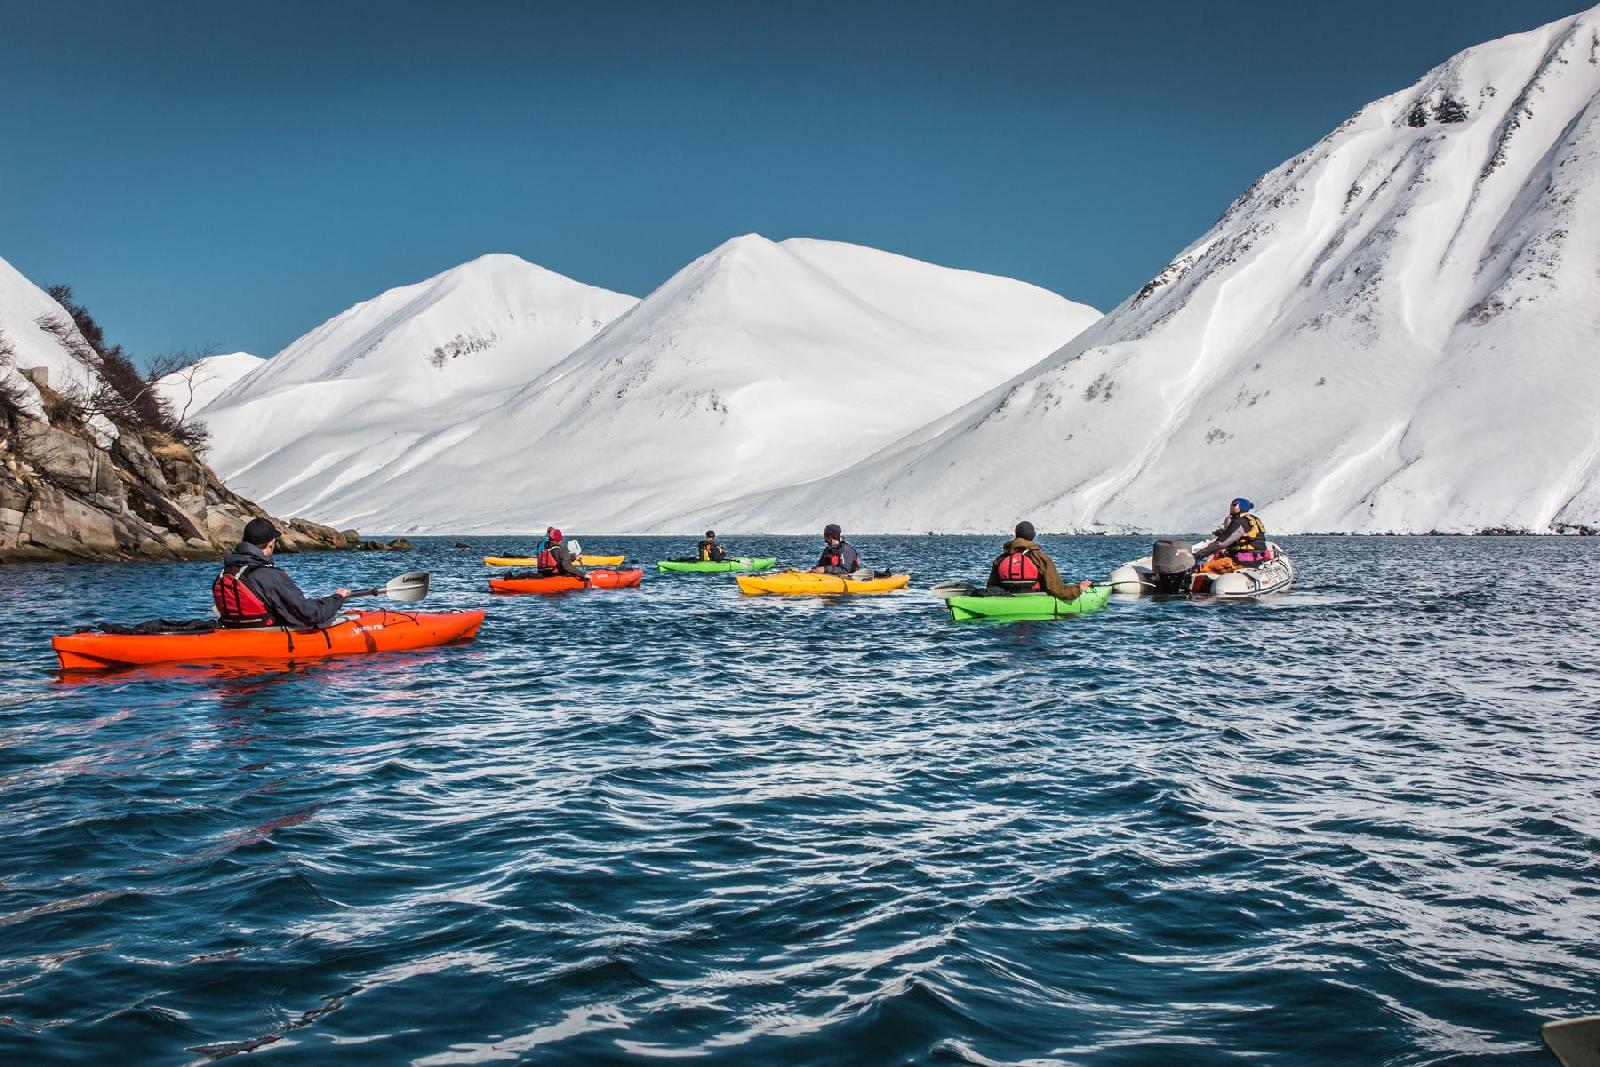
[
  {"x1": 243, "y1": 517, "x2": 280, "y2": 546},
  {"x1": 705, "y1": 529, "x2": 716, "y2": 538},
  {"x1": 1014, "y1": 520, "x2": 1036, "y2": 540},
  {"x1": 823, "y1": 523, "x2": 842, "y2": 540}
]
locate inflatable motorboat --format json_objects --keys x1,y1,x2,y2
[{"x1": 1110, "y1": 539, "x2": 1295, "y2": 598}]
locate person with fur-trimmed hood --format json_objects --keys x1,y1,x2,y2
[{"x1": 986, "y1": 521, "x2": 1091, "y2": 600}]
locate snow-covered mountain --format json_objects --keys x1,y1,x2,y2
[
  {"x1": 209, "y1": 236, "x2": 1099, "y2": 533},
  {"x1": 702, "y1": 6, "x2": 1600, "y2": 535},
  {"x1": 199, "y1": 253, "x2": 638, "y2": 521},
  {"x1": 153, "y1": 351, "x2": 263, "y2": 423}
]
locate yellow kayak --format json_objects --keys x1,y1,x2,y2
[
  {"x1": 483, "y1": 554, "x2": 625, "y2": 567},
  {"x1": 735, "y1": 571, "x2": 911, "y2": 596}
]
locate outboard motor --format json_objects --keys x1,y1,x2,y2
[{"x1": 1150, "y1": 539, "x2": 1195, "y2": 595}]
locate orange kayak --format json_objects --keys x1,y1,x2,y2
[
  {"x1": 53, "y1": 609, "x2": 485, "y2": 671},
  {"x1": 489, "y1": 568, "x2": 643, "y2": 594}
]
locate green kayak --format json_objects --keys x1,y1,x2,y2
[
  {"x1": 946, "y1": 584, "x2": 1113, "y2": 622},
  {"x1": 657, "y1": 556, "x2": 778, "y2": 574}
]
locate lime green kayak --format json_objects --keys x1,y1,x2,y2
[
  {"x1": 946, "y1": 584, "x2": 1113, "y2": 622},
  {"x1": 657, "y1": 556, "x2": 777, "y2": 574}
]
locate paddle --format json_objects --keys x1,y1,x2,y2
[
  {"x1": 344, "y1": 571, "x2": 430, "y2": 603},
  {"x1": 930, "y1": 580, "x2": 1110, "y2": 600},
  {"x1": 1543, "y1": 1014, "x2": 1600, "y2": 1067}
]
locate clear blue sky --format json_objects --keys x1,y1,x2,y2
[{"x1": 0, "y1": 0, "x2": 1585, "y2": 364}]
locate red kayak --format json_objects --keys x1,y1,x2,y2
[
  {"x1": 53, "y1": 609, "x2": 485, "y2": 671},
  {"x1": 489, "y1": 568, "x2": 643, "y2": 594}
]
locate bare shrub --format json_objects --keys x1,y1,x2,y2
[
  {"x1": 0, "y1": 328, "x2": 31, "y2": 429},
  {"x1": 39, "y1": 286, "x2": 224, "y2": 438},
  {"x1": 144, "y1": 347, "x2": 219, "y2": 455}
]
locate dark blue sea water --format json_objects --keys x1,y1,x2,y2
[{"x1": 2, "y1": 535, "x2": 1597, "y2": 1065}]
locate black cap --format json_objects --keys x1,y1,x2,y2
[
  {"x1": 705, "y1": 529, "x2": 716, "y2": 538},
  {"x1": 243, "y1": 517, "x2": 280, "y2": 546},
  {"x1": 823, "y1": 523, "x2": 842, "y2": 540},
  {"x1": 1015, "y1": 520, "x2": 1036, "y2": 540}
]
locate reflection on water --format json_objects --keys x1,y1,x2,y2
[{"x1": 0, "y1": 535, "x2": 1597, "y2": 1064}]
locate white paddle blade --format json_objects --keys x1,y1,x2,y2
[
  {"x1": 1544, "y1": 1016, "x2": 1600, "y2": 1067},
  {"x1": 386, "y1": 571, "x2": 430, "y2": 602}
]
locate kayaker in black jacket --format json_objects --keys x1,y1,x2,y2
[
  {"x1": 697, "y1": 530, "x2": 727, "y2": 562},
  {"x1": 214, "y1": 518, "x2": 349, "y2": 629},
  {"x1": 811, "y1": 524, "x2": 862, "y2": 575}
]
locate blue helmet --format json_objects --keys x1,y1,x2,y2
[{"x1": 1231, "y1": 497, "x2": 1254, "y2": 511}]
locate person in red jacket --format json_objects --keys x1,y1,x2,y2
[{"x1": 986, "y1": 521, "x2": 1090, "y2": 600}]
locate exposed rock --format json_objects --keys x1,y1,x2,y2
[
  {"x1": 18, "y1": 480, "x2": 119, "y2": 554},
  {"x1": 113, "y1": 432, "x2": 169, "y2": 492},
  {"x1": 290, "y1": 517, "x2": 347, "y2": 549},
  {"x1": 17, "y1": 421, "x2": 108, "y2": 495},
  {"x1": 1, "y1": 413, "x2": 356, "y2": 563},
  {"x1": 203, "y1": 503, "x2": 247, "y2": 544},
  {"x1": 352, "y1": 538, "x2": 414, "y2": 551}
]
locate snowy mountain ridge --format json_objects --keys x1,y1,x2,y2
[
  {"x1": 199, "y1": 253, "x2": 639, "y2": 522},
  {"x1": 201, "y1": 235, "x2": 1099, "y2": 533},
  {"x1": 693, "y1": 5, "x2": 1600, "y2": 535}
]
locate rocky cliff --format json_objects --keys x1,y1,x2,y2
[
  {"x1": 0, "y1": 257, "x2": 354, "y2": 563},
  {"x1": 0, "y1": 398, "x2": 351, "y2": 562}
]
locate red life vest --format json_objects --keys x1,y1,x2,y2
[
  {"x1": 212, "y1": 564, "x2": 274, "y2": 627},
  {"x1": 996, "y1": 549, "x2": 1042, "y2": 590},
  {"x1": 537, "y1": 546, "x2": 560, "y2": 571}
]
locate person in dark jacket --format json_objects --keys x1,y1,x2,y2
[
  {"x1": 986, "y1": 520, "x2": 1089, "y2": 600},
  {"x1": 216, "y1": 518, "x2": 349, "y2": 628},
  {"x1": 810, "y1": 524, "x2": 862, "y2": 575},
  {"x1": 536, "y1": 528, "x2": 588, "y2": 579},
  {"x1": 697, "y1": 530, "x2": 727, "y2": 562}
]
